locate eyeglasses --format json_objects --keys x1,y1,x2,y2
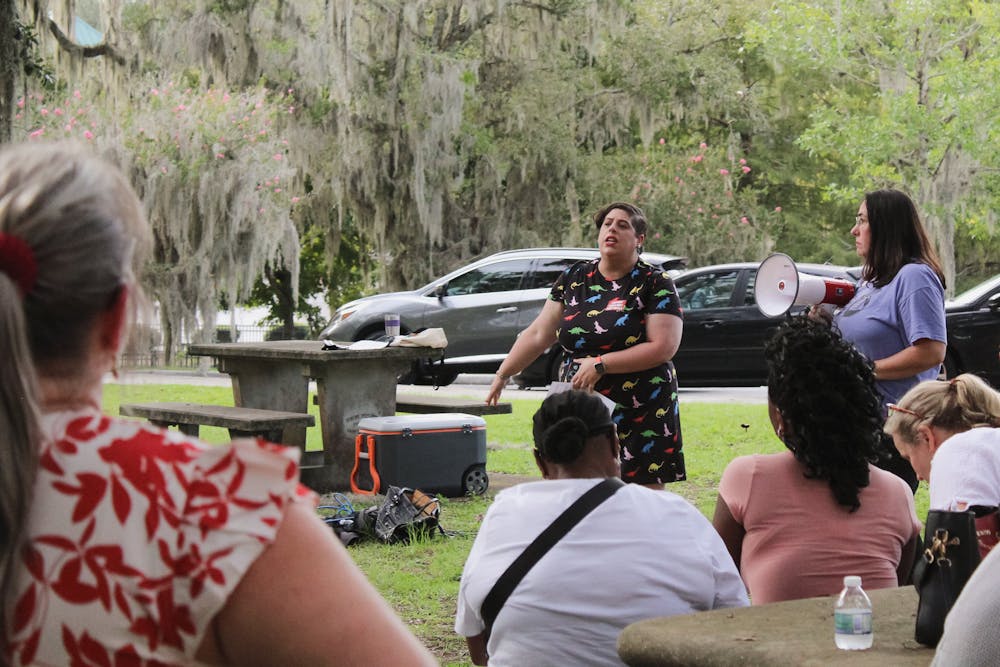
[{"x1": 887, "y1": 403, "x2": 924, "y2": 419}]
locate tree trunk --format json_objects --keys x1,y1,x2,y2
[
  {"x1": 0, "y1": 0, "x2": 16, "y2": 143},
  {"x1": 268, "y1": 266, "x2": 297, "y2": 339},
  {"x1": 161, "y1": 312, "x2": 175, "y2": 366}
]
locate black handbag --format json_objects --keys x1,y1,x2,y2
[{"x1": 913, "y1": 509, "x2": 982, "y2": 646}]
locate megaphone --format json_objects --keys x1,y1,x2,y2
[{"x1": 754, "y1": 253, "x2": 856, "y2": 318}]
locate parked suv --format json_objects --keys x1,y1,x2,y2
[{"x1": 319, "y1": 248, "x2": 687, "y2": 385}]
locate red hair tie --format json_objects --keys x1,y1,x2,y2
[{"x1": 0, "y1": 232, "x2": 38, "y2": 296}]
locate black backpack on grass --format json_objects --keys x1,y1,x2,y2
[{"x1": 325, "y1": 486, "x2": 442, "y2": 546}]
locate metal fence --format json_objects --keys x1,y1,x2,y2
[
  {"x1": 212, "y1": 325, "x2": 271, "y2": 343},
  {"x1": 120, "y1": 324, "x2": 309, "y2": 369}
]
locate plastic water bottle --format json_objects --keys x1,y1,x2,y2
[{"x1": 834, "y1": 575, "x2": 873, "y2": 650}]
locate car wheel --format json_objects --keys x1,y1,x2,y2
[
  {"x1": 547, "y1": 348, "x2": 568, "y2": 384},
  {"x1": 411, "y1": 366, "x2": 459, "y2": 386},
  {"x1": 363, "y1": 327, "x2": 392, "y2": 342},
  {"x1": 462, "y1": 464, "x2": 489, "y2": 496},
  {"x1": 404, "y1": 358, "x2": 458, "y2": 386},
  {"x1": 515, "y1": 347, "x2": 566, "y2": 389}
]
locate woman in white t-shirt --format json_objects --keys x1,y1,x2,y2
[
  {"x1": 885, "y1": 373, "x2": 1000, "y2": 512},
  {"x1": 455, "y1": 390, "x2": 747, "y2": 667}
]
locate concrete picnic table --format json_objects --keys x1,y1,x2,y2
[
  {"x1": 187, "y1": 340, "x2": 433, "y2": 493},
  {"x1": 617, "y1": 585, "x2": 933, "y2": 666}
]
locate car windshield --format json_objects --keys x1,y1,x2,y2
[{"x1": 947, "y1": 274, "x2": 1000, "y2": 307}]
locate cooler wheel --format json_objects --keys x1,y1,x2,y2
[{"x1": 462, "y1": 464, "x2": 489, "y2": 496}]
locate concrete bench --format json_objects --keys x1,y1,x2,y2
[
  {"x1": 306, "y1": 390, "x2": 513, "y2": 416},
  {"x1": 120, "y1": 401, "x2": 315, "y2": 444},
  {"x1": 394, "y1": 394, "x2": 512, "y2": 416}
]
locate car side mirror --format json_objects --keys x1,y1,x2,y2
[
  {"x1": 988, "y1": 292, "x2": 1000, "y2": 312},
  {"x1": 434, "y1": 283, "x2": 448, "y2": 299}
]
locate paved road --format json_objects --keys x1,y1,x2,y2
[{"x1": 112, "y1": 370, "x2": 767, "y2": 404}]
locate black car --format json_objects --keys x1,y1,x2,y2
[
  {"x1": 944, "y1": 274, "x2": 1000, "y2": 388},
  {"x1": 670, "y1": 262, "x2": 862, "y2": 387},
  {"x1": 516, "y1": 261, "x2": 861, "y2": 388}
]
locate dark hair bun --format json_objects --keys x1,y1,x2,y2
[
  {"x1": 532, "y1": 390, "x2": 613, "y2": 465},
  {"x1": 541, "y1": 417, "x2": 589, "y2": 464}
]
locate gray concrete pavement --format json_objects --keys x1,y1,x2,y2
[{"x1": 111, "y1": 370, "x2": 767, "y2": 403}]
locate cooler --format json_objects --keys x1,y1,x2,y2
[{"x1": 351, "y1": 413, "x2": 489, "y2": 497}]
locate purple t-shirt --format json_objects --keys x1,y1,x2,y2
[{"x1": 834, "y1": 262, "x2": 946, "y2": 405}]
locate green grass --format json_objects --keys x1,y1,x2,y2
[{"x1": 103, "y1": 381, "x2": 928, "y2": 665}]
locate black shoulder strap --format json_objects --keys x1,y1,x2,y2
[{"x1": 480, "y1": 477, "x2": 625, "y2": 631}]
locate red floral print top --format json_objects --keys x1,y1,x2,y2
[{"x1": 6, "y1": 409, "x2": 314, "y2": 666}]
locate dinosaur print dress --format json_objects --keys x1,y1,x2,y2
[{"x1": 550, "y1": 258, "x2": 685, "y2": 484}]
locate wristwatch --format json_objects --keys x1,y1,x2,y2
[{"x1": 594, "y1": 356, "x2": 606, "y2": 376}]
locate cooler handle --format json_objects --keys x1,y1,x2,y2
[{"x1": 350, "y1": 433, "x2": 381, "y2": 495}]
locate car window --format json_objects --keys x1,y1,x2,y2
[
  {"x1": 444, "y1": 259, "x2": 531, "y2": 296},
  {"x1": 743, "y1": 271, "x2": 758, "y2": 306},
  {"x1": 948, "y1": 274, "x2": 1000, "y2": 307},
  {"x1": 676, "y1": 270, "x2": 741, "y2": 310},
  {"x1": 524, "y1": 257, "x2": 580, "y2": 290}
]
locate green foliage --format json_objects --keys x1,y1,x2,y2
[
  {"x1": 20, "y1": 0, "x2": 1000, "y2": 344},
  {"x1": 304, "y1": 88, "x2": 334, "y2": 126},
  {"x1": 208, "y1": 0, "x2": 254, "y2": 15},
  {"x1": 243, "y1": 216, "x2": 365, "y2": 334},
  {"x1": 748, "y1": 0, "x2": 1000, "y2": 286},
  {"x1": 592, "y1": 139, "x2": 785, "y2": 265},
  {"x1": 122, "y1": 2, "x2": 160, "y2": 34},
  {"x1": 13, "y1": 18, "x2": 55, "y2": 89},
  {"x1": 264, "y1": 37, "x2": 295, "y2": 56}
]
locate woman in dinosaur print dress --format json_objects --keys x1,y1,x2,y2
[{"x1": 487, "y1": 202, "x2": 684, "y2": 486}]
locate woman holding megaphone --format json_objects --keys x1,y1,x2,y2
[{"x1": 814, "y1": 189, "x2": 947, "y2": 491}]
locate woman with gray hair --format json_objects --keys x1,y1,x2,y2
[{"x1": 0, "y1": 142, "x2": 435, "y2": 665}]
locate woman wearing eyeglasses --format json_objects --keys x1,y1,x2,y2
[
  {"x1": 884, "y1": 373, "x2": 1000, "y2": 513},
  {"x1": 823, "y1": 189, "x2": 947, "y2": 491}
]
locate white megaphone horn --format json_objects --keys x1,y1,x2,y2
[{"x1": 754, "y1": 253, "x2": 856, "y2": 318}]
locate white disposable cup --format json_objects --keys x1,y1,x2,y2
[{"x1": 384, "y1": 313, "x2": 401, "y2": 338}]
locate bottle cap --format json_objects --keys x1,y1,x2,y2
[{"x1": 843, "y1": 575, "x2": 862, "y2": 587}]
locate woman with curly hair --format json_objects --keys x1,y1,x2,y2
[{"x1": 712, "y1": 318, "x2": 921, "y2": 604}]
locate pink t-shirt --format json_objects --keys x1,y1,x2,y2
[
  {"x1": 6, "y1": 409, "x2": 315, "y2": 666},
  {"x1": 719, "y1": 450, "x2": 921, "y2": 604}
]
